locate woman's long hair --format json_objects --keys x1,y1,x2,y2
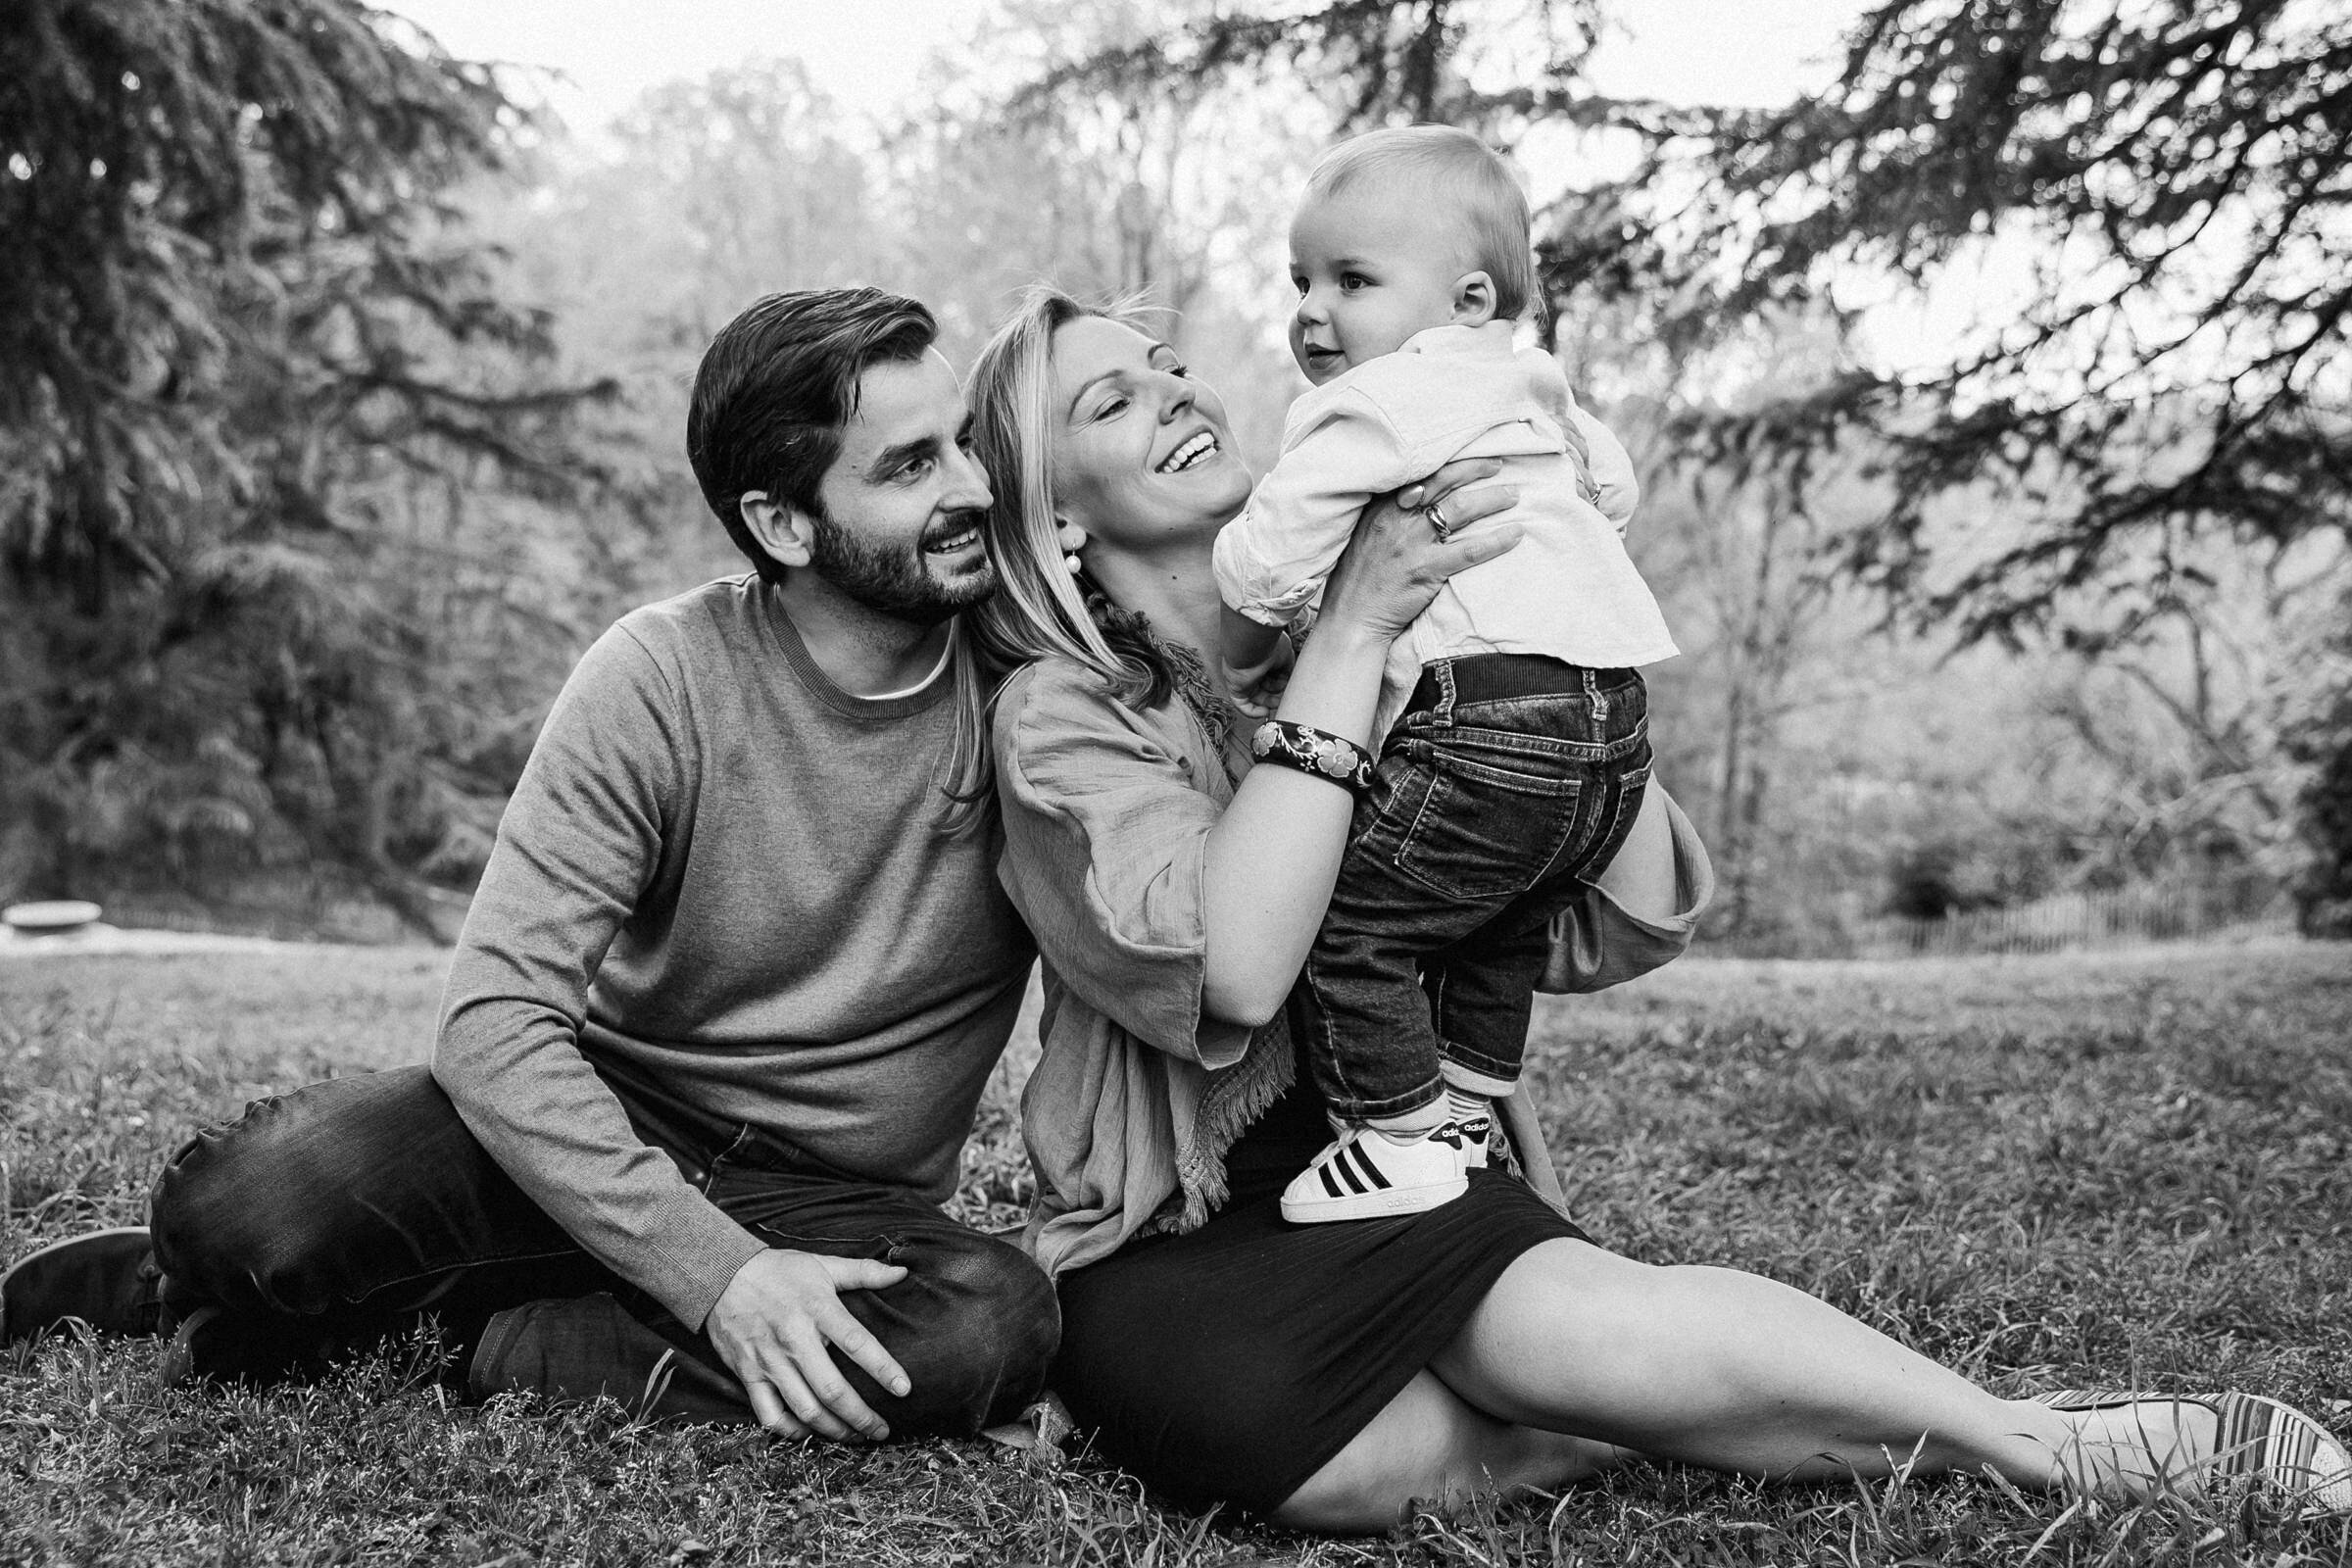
[{"x1": 944, "y1": 287, "x2": 1186, "y2": 817}]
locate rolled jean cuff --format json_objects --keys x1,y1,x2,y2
[
  {"x1": 1364, "y1": 1096, "x2": 1451, "y2": 1136},
  {"x1": 1323, "y1": 1075, "x2": 1446, "y2": 1125},
  {"x1": 1439, "y1": 1055, "x2": 1517, "y2": 1099}
]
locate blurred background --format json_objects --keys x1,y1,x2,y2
[{"x1": 3, "y1": 0, "x2": 2345, "y2": 957}]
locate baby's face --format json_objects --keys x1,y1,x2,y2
[{"x1": 1287, "y1": 181, "x2": 1476, "y2": 386}]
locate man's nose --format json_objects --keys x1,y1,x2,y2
[{"x1": 943, "y1": 441, "x2": 993, "y2": 511}]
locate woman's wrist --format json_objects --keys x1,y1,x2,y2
[{"x1": 1268, "y1": 619, "x2": 1386, "y2": 746}]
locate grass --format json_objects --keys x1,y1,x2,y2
[{"x1": 2, "y1": 937, "x2": 2349, "y2": 1565}]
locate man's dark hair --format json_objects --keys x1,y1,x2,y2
[{"x1": 686, "y1": 287, "x2": 940, "y2": 583}]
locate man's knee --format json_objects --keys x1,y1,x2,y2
[
  {"x1": 150, "y1": 1066, "x2": 445, "y2": 1315},
  {"x1": 884, "y1": 1234, "x2": 1058, "y2": 1437}
]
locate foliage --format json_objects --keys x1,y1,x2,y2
[
  {"x1": 1567, "y1": 0, "x2": 2352, "y2": 651},
  {"x1": 0, "y1": 0, "x2": 638, "y2": 929},
  {"x1": 2282, "y1": 581, "x2": 2352, "y2": 937},
  {"x1": 5, "y1": 942, "x2": 2351, "y2": 1562}
]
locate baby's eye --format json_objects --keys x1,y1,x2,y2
[
  {"x1": 1290, "y1": 274, "x2": 1307, "y2": 296},
  {"x1": 1340, "y1": 271, "x2": 1370, "y2": 292}
]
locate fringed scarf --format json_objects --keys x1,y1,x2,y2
[{"x1": 1084, "y1": 587, "x2": 1299, "y2": 1235}]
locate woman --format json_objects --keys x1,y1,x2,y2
[{"x1": 960, "y1": 288, "x2": 2350, "y2": 1531}]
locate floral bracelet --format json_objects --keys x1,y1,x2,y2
[{"x1": 1249, "y1": 720, "x2": 1374, "y2": 797}]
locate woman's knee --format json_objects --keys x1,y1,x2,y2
[{"x1": 1273, "y1": 1374, "x2": 1603, "y2": 1534}]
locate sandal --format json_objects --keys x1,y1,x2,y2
[{"x1": 2034, "y1": 1388, "x2": 2352, "y2": 1515}]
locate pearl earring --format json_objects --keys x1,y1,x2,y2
[{"x1": 1056, "y1": 522, "x2": 1087, "y2": 576}]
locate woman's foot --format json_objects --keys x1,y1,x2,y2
[{"x1": 2036, "y1": 1389, "x2": 2352, "y2": 1515}]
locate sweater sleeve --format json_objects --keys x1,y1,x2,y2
[
  {"x1": 433, "y1": 624, "x2": 767, "y2": 1331},
  {"x1": 991, "y1": 665, "x2": 1254, "y2": 1069},
  {"x1": 1210, "y1": 389, "x2": 1423, "y2": 626}
]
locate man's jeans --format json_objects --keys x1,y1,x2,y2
[
  {"x1": 1300, "y1": 656, "x2": 1651, "y2": 1122},
  {"x1": 148, "y1": 1065, "x2": 1057, "y2": 1435}
]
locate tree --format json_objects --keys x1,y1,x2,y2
[
  {"x1": 1561, "y1": 0, "x2": 2352, "y2": 650},
  {"x1": 0, "y1": 0, "x2": 627, "y2": 931}
]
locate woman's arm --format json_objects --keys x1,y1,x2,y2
[{"x1": 1200, "y1": 465, "x2": 1522, "y2": 1025}]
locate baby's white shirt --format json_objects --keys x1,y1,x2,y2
[{"x1": 1212, "y1": 320, "x2": 1678, "y2": 739}]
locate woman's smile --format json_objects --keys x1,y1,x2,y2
[{"x1": 1155, "y1": 430, "x2": 1221, "y2": 474}]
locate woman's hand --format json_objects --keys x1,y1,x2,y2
[{"x1": 1316, "y1": 459, "x2": 1524, "y2": 644}]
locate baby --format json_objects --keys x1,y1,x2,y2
[{"x1": 1212, "y1": 125, "x2": 1679, "y2": 1222}]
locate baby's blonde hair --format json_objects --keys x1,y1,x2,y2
[{"x1": 1306, "y1": 125, "x2": 1539, "y2": 321}]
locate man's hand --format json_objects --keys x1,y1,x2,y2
[{"x1": 706, "y1": 1248, "x2": 912, "y2": 1442}]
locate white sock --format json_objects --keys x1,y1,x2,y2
[{"x1": 1446, "y1": 1087, "x2": 1493, "y2": 1125}]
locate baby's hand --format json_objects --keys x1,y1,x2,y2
[{"x1": 1222, "y1": 640, "x2": 1296, "y2": 719}]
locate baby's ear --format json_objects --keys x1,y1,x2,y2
[{"x1": 1451, "y1": 270, "x2": 1498, "y2": 326}]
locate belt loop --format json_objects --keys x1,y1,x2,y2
[
  {"x1": 1584, "y1": 665, "x2": 1609, "y2": 726},
  {"x1": 1435, "y1": 660, "x2": 1456, "y2": 726}
]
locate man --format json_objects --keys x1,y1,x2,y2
[{"x1": 0, "y1": 288, "x2": 1052, "y2": 1445}]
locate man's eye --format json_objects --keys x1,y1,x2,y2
[{"x1": 898, "y1": 455, "x2": 935, "y2": 480}]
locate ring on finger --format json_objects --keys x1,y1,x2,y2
[{"x1": 1426, "y1": 499, "x2": 1454, "y2": 540}]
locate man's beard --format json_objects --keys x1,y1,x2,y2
[{"x1": 806, "y1": 508, "x2": 997, "y2": 627}]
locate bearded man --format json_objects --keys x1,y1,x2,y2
[{"x1": 3, "y1": 288, "x2": 1053, "y2": 1445}]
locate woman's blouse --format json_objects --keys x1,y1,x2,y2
[{"x1": 991, "y1": 654, "x2": 1294, "y2": 1278}]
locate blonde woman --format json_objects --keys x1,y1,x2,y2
[{"x1": 959, "y1": 287, "x2": 2350, "y2": 1530}]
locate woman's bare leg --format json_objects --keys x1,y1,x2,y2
[
  {"x1": 1273, "y1": 1368, "x2": 1634, "y2": 1533},
  {"x1": 1429, "y1": 1239, "x2": 2214, "y2": 1493}
]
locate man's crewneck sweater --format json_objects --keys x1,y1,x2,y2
[{"x1": 434, "y1": 576, "x2": 1035, "y2": 1330}]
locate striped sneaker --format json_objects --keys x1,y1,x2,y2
[
  {"x1": 1280, "y1": 1123, "x2": 1474, "y2": 1223},
  {"x1": 2034, "y1": 1389, "x2": 2352, "y2": 1515}
]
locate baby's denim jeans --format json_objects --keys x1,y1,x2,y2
[{"x1": 1298, "y1": 656, "x2": 1651, "y2": 1123}]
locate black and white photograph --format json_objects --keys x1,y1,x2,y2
[{"x1": 2, "y1": 0, "x2": 2347, "y2": 1561}]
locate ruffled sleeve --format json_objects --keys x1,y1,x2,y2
[{"x1": 992, "y1": 661, "x2": 1253, "y2": 1070}]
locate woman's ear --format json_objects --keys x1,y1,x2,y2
[
  {"x1": 1055, "y1": 520, "x2": 1088, "y2": 576},
  {"x1": 739, "y1": 491, "x2": 816, "y2": 570},
  {"x1": 1451, "y1": 270, "x2": 1498, "y2": 327}
]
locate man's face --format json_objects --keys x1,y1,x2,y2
[{"x1": 804, "y1": 350, "x2": 996, "y2": 625}]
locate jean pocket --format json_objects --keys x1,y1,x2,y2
[{"x1": 1393, "y1": 740, "x2": 1584, "y2": 902}]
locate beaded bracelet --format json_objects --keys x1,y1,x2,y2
[{"x1": 1249, "y1": 720, "x2": 1375, "y2": 797}]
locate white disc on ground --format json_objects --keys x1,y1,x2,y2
[{"x1": 2, "y1": 901, "x2": 105, "y2": 933}]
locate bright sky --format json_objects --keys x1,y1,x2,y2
[{"x1": 378, "y1": 0, "x2": 1861, "y2": 133}]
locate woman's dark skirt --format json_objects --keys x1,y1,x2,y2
[{"x1": 1049, "y1": 1075, "x2": 1589, "y2": 1516}]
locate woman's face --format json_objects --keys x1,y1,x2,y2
[{"x1": 1048, "y1": 316, "x2": 1252, "y2": 551}]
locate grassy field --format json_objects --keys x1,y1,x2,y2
[{"x1": 2, "y1": 938, "x2": 2348, "y2": 1565}]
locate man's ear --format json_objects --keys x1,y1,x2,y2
[
  {"x1": 1450, "y1": 270, "x2": 1498, "y2": 327},
  {"x1": 738, "y1": 491, "x2": 816, "y2": 570}
]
